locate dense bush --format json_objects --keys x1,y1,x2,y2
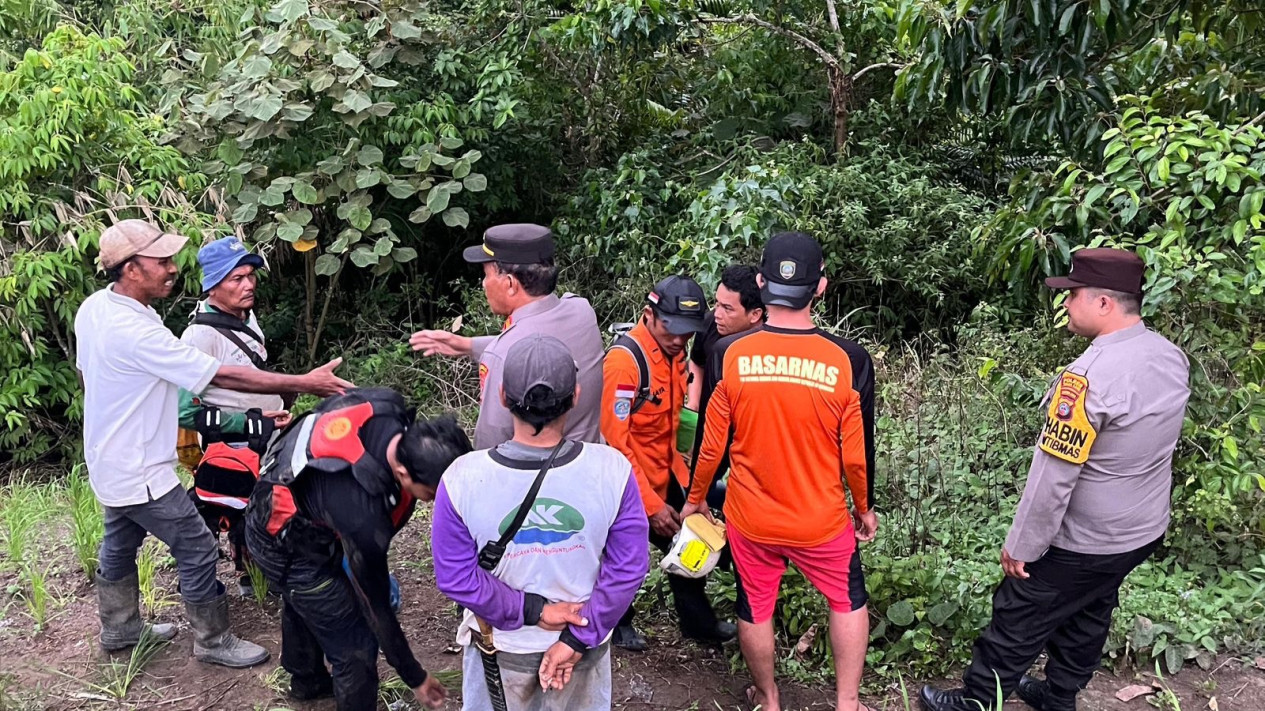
[{"x1": 557, "y1": 139, "x2": 995, "y2": 340}]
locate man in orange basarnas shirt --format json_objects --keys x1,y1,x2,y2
[
  {"x1": 683, "y1": 232, "x2": 879, "y2": 711},
  {"x1": 601, "y1": 275, "x2": 737, "y2": 651}
]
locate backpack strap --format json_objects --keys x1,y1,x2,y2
[
  {"x1": 609, "y1": 334, "x2": 661, "y2": 415},
  {"x1": 195, "y1": 405, "x2": 224, "y2": 444},
  {"x1": 242, "y1": 408, "x2": 276, "y2": 455},
  {"x1": 191, "y1": 311, "x2": 270, "y2": 371}
]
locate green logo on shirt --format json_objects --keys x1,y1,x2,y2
[{"x1": 498, "y1": 498, "x2": 585, "y2": 545}]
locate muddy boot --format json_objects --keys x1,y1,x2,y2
[
  {"x1": 185, "y1": 589, "x2": 270, "y2": 668},
  {"x1": 96, "y1": 571, "x2": 177, "y2": 651}
]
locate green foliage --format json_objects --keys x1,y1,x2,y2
[
  {"x1": 980, "y1": 99, "x2": 1265, "y2": 539},
  {"x1": 559, "y1": 140, "x2": 993, "y2": 338},
  {"x1": 0, "y1": 25, "x2": 214, "y2": 460},
  {"x1": 897, "y1": 0, "x2": 1265, "y2": 155},
  {"x1": 178, "y1": 1, "x2": 492, "y2": 274}
]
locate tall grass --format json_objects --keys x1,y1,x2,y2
[
  {"x1": 137, "y1": 539, "x2": 176, "y2": 616},
  {"x1": 59, "y1": 628, "x2": 170, "y2": 699},
  {"x1": 68, "y1": 464, "x2": 104, "y2": 581},
  {"x1": 16, "y1": 560, "x2": 53, "y2": 631},
  {"x1": 244, "y1": 560, "x2": 270, "y2": 605},
  {"x1": 1, "y1": 480, "x2": 47, "y2": 568}
]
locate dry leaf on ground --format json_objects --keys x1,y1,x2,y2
[{"x1": 1115, "y1": 685, "x2": 1154, "y2": 702}]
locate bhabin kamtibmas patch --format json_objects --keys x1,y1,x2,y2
[{"x1": 1038, "y1": 372, "x2": 1097, "y2": 464}]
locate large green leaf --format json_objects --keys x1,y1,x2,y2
[
  {"x1": 242, "y1": 92, "x2": 284, "y2": 121},
  {"x1": 269, "y1": 0, "x2": 309, "y2": 22},
  {"x1": 332, "y1": 50, "x2": 360, "y2": 70},
  {"x1": 357, "y1": 145, "x2": 384, "y2": 166},
  {"x1": 277, "y1": 221, "x2": 304, "y2": 242},
  {"x1": 314, "y1": 253, "x2": 341, "y2": 276},
  {"x1": 442, "y1": 207, "x2": 469, "y2": 228},
  {"x1": 350, "y1": 245, "x2": 378, "y2": 268},
  {"x1": 886, "y1": 600, "x2": 916, "y2": 627},
  {"x1": 292, "y1": 180, "x2": 319, "y2": 204},
  {"x1": 427, "y1": 185, "x2": 451, "y2": 213},
  {"x1": 341, "y1": 90, "x2": 371, "y2": 114},
  {"x1": 346, "y1": 205, "x2": 372, "y2": 231}
]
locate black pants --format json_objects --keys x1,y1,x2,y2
[
  {"x1": 280, "y1": 572, "x2": 380, "y2": 711},
  {"x1": 619, "y1": 481, "x2": 720, "y2": 636},
  {"x1": 962, "y1": 537, "x2": 1163, "y2": 704}
]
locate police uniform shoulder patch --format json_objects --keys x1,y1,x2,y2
[{"x1": 1037, "y1": 371, "x2": 1097, "y2": 464}]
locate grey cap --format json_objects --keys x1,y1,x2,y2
[{"x1": 503, "y1": 334, "x2": 578, "y2": 410}]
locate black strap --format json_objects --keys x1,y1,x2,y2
[
  {"x1": 477, "y1": 440, "x2": 566, "y2": 571},
  {"x1": 192, "y1": 311, "x2": 270, "y2": 371},
  {"x1": 196, "y1": 406, "x2": 224, "y2": 444},
  {"x1": 610, "y1": 334, "x2": 660, "y2": 414}
]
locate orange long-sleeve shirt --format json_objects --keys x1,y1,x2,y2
[
  {"x1": 689, "y1": 326, "x2": 876, "y2": 547},
  {"x1": 601, "y1": 322, "x2": 690, "y2": 515}
]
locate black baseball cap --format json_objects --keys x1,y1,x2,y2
[
  {"x1": 648, "y1": 275, "x2": 707, "y2": 335},
  {"x1": 759, "y1": 232, "x2": 823, "y2": 308},
  {"x1": 503, "y1": 334, "x2": 578, "y2": 410},
  {"x1": 462, "y1": 223, "x2": 555, "y2": 265},
  {"x1": 1044, "y1": 247, "x2": 1144, "y2": 294}
]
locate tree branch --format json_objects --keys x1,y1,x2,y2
[
  {"x1": 699, "y1": 15, "x2": 842, "y2": 74},
  {"x1": 852, "y1": 61, "x2": 903, "y2": 82},
  {"x1": 825, "y1": 0, "x2": 840, "y2": 32},
  {"x1": 1231, "y1": 109, "x2": 1265, "y2": 137}
]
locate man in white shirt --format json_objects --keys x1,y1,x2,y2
[{"x1": 75, "y1": 220, "x2": 351, "y2": 668}]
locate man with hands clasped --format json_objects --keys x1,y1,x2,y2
[{"x1": 433, "y1": 334, "x2": 650, "y2": 710}]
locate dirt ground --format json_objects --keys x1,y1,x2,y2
[{"x1": 2, "y1": 517, "x2": 1262, "y2": 711}]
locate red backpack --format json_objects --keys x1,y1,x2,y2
[{"x1": 189, "y1": 408, "x2": 274, "y2": 569}]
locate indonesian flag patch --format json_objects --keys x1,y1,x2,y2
[{"x1": 613, "y1": 384, "x2": 636, "y2": 421}]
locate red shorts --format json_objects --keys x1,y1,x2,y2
[{"x1": 728, "y1": 526, "x2": 869, "y2": 624}]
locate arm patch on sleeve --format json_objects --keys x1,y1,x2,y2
[{"x1": 1037, "y1": 372, "x2": 1097, "y2": 464}]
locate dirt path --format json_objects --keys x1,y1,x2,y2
[{"x1": 2, "y1": 518, "x2": 1262, "y2": 711}]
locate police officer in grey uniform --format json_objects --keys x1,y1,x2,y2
[
  {"x1": 921, "y1": 248, "x2": 1191, "y2": 711},
  {"x1": 408, "y1": 224, "x2": 605, "y2": 449}
]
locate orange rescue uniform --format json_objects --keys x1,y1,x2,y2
[
  {"x1": 601, "y1": 322, "x2": 690, "y2": 516},
  {"x1": 688, "y1": 326, "x2": 875, "y2": 547}
]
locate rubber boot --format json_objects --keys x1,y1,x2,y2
[
  {"x1": 185, "y1": 587, "x2": 270, "y2": 668},
  {"x1": 96, "y1": 571, "x2": 177, "y2": 651}
]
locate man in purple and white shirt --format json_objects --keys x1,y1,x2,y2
[{"x1": 432, "y1": 334, "x2": 650, "y2": 710}]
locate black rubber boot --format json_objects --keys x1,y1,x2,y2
[
  {"x1": 612, "y1": 624, "x2": 648, "y2": 652},
  {"x1": 682, "y1": 619, "x2": 737, "y2": 644},
  {"x1": 96, "y1": 571, "x2": 177, "y2": 651}
]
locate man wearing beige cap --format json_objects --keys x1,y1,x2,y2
[{"x1": 75, "y1": 219, "x2": 352, "y2": 668}]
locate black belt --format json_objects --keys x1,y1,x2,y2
[{"x1": 471, "y1": 618, "x2": 508, "y2": 711}]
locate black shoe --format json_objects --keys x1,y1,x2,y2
[
  {"x1": 1017, "y1": 676, "x2": 1076, "y2": 711},
  {"x1": 683, "y1": 620, "x2": 737, "y2": 644},
  {"x1": 288, "y1": 676, "x2": 335, "y2": 701},
  {"x1": 919, "y1": 686, "x2": 986, "y2": 711},
  {"x1": 612, "y1": 624, "x2": 647, "y2": 652}
]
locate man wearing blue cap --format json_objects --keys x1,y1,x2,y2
[
  {"x1": 179, "y1": 236, "x2": 291, "y2": 437},
  {"x1": 179, "y1": 236, "x2": 298, "y2": 598}
]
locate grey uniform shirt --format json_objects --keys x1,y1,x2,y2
[
  {"x1": 1005, "y1": 322, "x2": 1190, "y2": 561},
  {"x1": 469, "y1": 293, "x2": 605, "y2": 449}
]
